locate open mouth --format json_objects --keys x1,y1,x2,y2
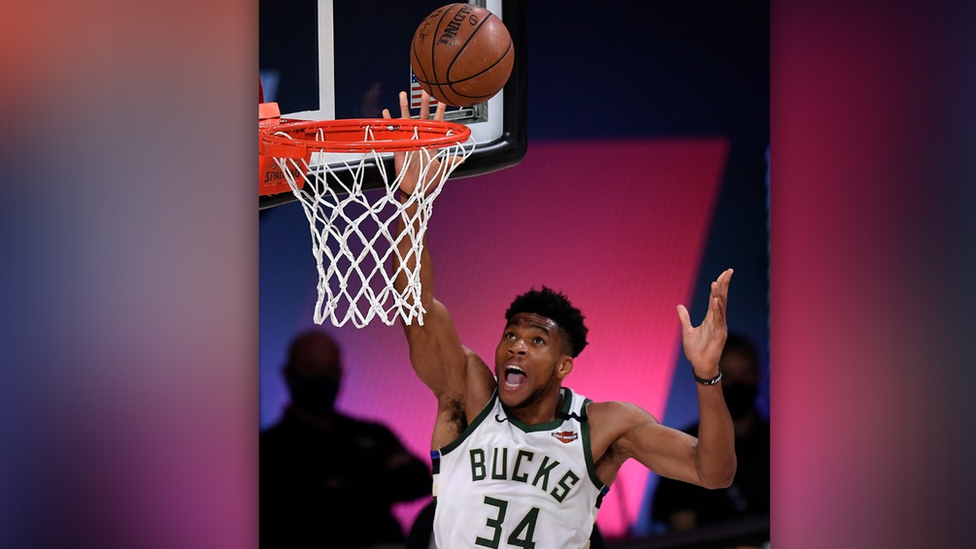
[{"x1": 504, "y1": 365, "x2": 527, "y2": 389}]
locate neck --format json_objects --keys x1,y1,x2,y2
[
  {"x1": 289, "y1": 405, "x2": 337, "y2": 429},
  {"x1": 504, "y1": 387, "x2": 564, "y2": 425}
]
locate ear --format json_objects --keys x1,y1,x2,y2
[{"x1": 556, "y1": 356, "x2": 574, "y2": 379}]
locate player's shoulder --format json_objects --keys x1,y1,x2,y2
[
  {"x1": 337, "y1": 413, "x2": 399, "y2": 438},
  {"x1": 463, "y1": 347, "x2": 496, "y2": 412},
  {"x1": 584, "y1": 400, "x2": 662, "y2": 467},
  {"x1": 586, "y1": 399, "x2": 660, "y2": 430}
]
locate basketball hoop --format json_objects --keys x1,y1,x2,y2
[{"x1": 259, "y1": 118, "x2": 474, "y2": 328}]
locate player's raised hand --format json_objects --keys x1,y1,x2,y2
[
  {"x1": 676, "y1": 268, "x2": 733, "y2": 376},
  {"x1": 382, "y1": 91, "x2": 447, "y2": 197}
]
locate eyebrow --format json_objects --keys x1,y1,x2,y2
[{"x1": 506, "y1": 318, "x2": 554, "y2": 334}]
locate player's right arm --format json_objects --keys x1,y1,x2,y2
[{"x1": 384, "y1": 92, "x2": 494, "y2": 446}]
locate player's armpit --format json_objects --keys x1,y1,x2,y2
[{"x1": 589, "y1": 401, "x2": 703, "y2": 486}]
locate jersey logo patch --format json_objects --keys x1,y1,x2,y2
[{"x1": 551, "y1": 430, "x2": 578, "y2": 444}]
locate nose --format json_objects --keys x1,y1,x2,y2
[{"x1": 508, "y1": 337, "x2": 527, "y2": 355}]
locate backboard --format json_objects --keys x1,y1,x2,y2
[{"x1": 259, "y1": 0, "x2": 527, "y2": 210}]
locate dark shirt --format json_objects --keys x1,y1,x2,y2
[
  {"x1": 260, "y1": 408, "x2": 431, "y2": 549},
  {"x1": 651, "y1": 416, "x2": 770, "y2": 529}
]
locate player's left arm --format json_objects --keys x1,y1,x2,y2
[
  {"x1": 675, "y1": 268, "x2": 737, "y2": 488},
  {"x1": 590, "y1": 401, "x2": 731, "y2": 489},
  {"x1": 591, "y1": 269, "x2": 736, "y2": 489}
]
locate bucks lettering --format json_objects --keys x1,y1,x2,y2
[{"x1": 469, "y1": 447, "x2": 581, "y2": 503}]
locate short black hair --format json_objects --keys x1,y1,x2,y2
[{"x1": 505, "y1": 286, "x2": 589, "y2": 357}]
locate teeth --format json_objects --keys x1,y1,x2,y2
[{"x1": 504, "y1": 365, "x2": 527, "y2": 389}]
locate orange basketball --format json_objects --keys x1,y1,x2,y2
[{"x1": 410, "y1": 3, "x2": 514, "y2": 107}]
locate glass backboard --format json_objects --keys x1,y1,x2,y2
[{"x1": 259, "y1": 0, "x2": 526, "y2": 209}]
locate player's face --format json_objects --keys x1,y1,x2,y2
[{"x1": 495, "y1": 313, "x2": 571, "y2": 409}]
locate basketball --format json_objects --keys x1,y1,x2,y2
[{"x1": 410, "y1": 3, "x2": 514, "y2": 107}]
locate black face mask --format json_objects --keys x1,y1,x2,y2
[
  {"x1": 722, "y1": 383, "x2": 759, "y2": 419},
  {"x1": 289, "y1": 376, "x2": 340, "y2": 416}
]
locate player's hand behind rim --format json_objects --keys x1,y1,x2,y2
[{"x1": 382, "y1": 91, "x2": 453, "y2": 197}]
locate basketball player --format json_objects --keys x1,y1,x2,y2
[{"x1": 383, "y1": 92, "x2": 737, "y2": 549}]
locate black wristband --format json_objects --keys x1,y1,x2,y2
[{"x1": 693, "y1": 368, "x2": 723, "y2": 385}]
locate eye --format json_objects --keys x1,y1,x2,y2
[
  {"x1": 504, "y1": 332, "x2": 516, "y2": 340},
  {"x1": 533, "y1": 336, "x2": 546, "y2": 345}
]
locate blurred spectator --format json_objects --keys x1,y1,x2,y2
[
  {"x1": 260, "y1": 329, "x2": 432, "y2": 549},
  {"x1": 651, "y1": 332, "x2": 770, "y2": 532}
]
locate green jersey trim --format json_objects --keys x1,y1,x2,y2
[
  {"x1": 580, "y1": 398, "x2": 610, "y2": 502},
  {"x1": 503, "y1": 387, "x2": 578, "y2": 432},
  {"x1": 438, "y1": 390, "x2": 498, "y2": 456}
]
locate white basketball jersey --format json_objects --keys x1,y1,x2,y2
[{"x1": 431, "y1": 387, "x2": 609, "y2": 549}]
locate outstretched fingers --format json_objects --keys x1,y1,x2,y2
[
  {"x1": 385, "y1": 91, "x2": 451, "y2": 197},
  {"x1": 417, "y1": 92, "x2": 447, "y2": 121},
  {"x1": 705, "y1": 269, "x2": 733, "y2": 330},
  {"x1": 385, "y1": 91, "x2": 446, "y2": 123},
  {"x1": 676, "y1": 304, "x2": 692, "y2": 333},
  {"x1": 678, "y1": 269, "x2": 734, "y2": 368},
  {"x1": 383, "y1": 91, "x2": 414, "y2": 187},
  {"x1": 434, "y1": 98, "x2": 447, "y2": 121},
  {"x1": 400, "y1": 90, "x2": 411, "y2": 118},
  {"x1": 713, "y1": 268, "x2": 733, "y2": 307}
]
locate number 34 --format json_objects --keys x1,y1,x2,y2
[{"x1": 474, "y1": 496, "x2": 540, "y2": 549}]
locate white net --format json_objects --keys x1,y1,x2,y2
[{"x1": 267, "y1": 123, "x2": 473, "y2": 327}]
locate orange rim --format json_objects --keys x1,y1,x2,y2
[{"x1": 259, "y1": 118, "x2": 472, "y2": 159}]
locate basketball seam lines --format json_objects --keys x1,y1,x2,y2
[
  {"x1": 443, "y1": 11, "x2": 492, "y2": 84},
  {"x1": 445, "y1": 39, "x2": 512, "y2": 98},
  {"x1": 429, "y1": 6, "x2": 456, "y2": 105},
  {"x1": 412, "y1": 7, "x2": 511, "y2": 104}
]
